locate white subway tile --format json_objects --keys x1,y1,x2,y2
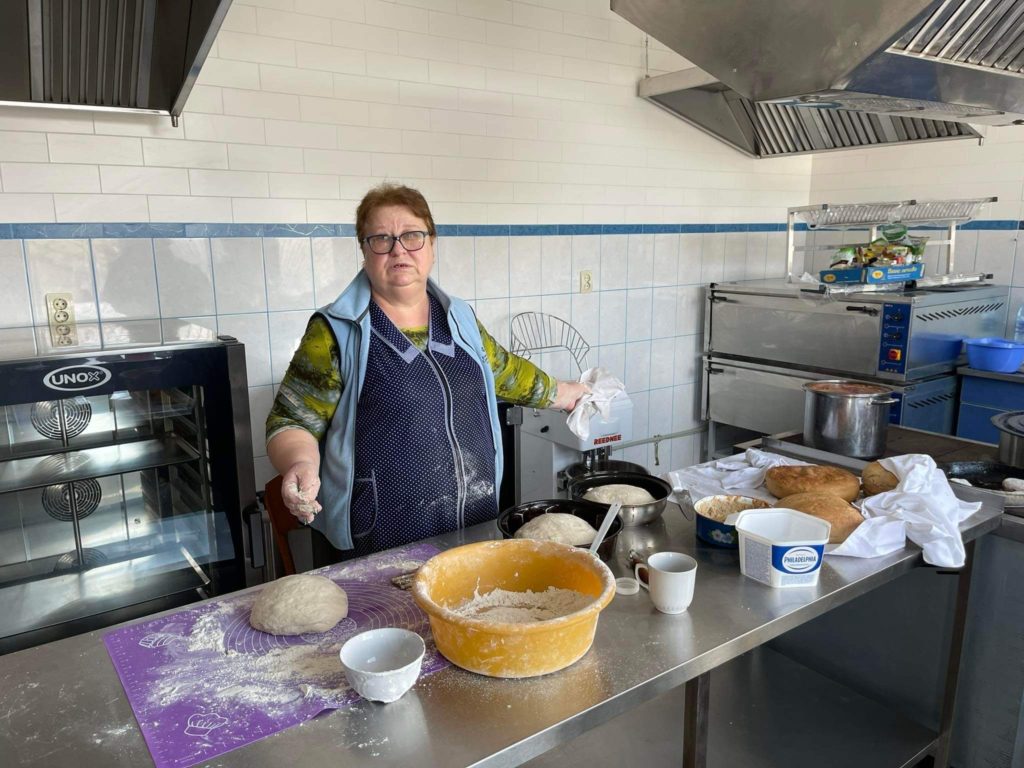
[
  {"x1": 232, "y1": 198, "x2": 308, "y2": 222},
  {"x1": 627, "y1": 234, "x2": 654, "y2": 288},
  {"x1": 699, "y1": 234, "x2": 725, "y2": 284},
  {"x1": 513, "y1": 182, "x2": 561, "y2": 203},
  {"x1": 334, "y1": 72, "x2": 400, "y2": 103},
  {"x1": 2, "y1": 163, "x2": 98, "y2": 193},
  {"x1": 457, "y1": 0, "x2": 512, "y2": 23},
  {"x1": 196, "y1": 58, "x2": 262, "y2": 90},
  {"x1": 48, "y1": 134, "x2": 142, "y2": 165},
  {"x1": 433, "y1": 156, "x2": 489, "y2": 180},
  {"x1": 332, "y1": 21, "x2": 399, "y2": 54},
  {"x1": 678, "y1": 233, "x2": 702, "y2": 284},
  {"x1": 185, "y1": 114, "x2": 266, "y2": 145},
  {"x1": 624, "y1": 340, "x2": 651, "y2": 393},
  {"x1": 256, "y1": 7, "x2": 332, "y2": 42},
  {"x1": 402, "y1": 130, "x2": 460, "y2": 156},
  {"x1": 338, "y1": 125, "x2": 402, "y2": 153},
  {"x1": 459, "y1": 88, "x2": 515, "y2": 116},
  {"x1": 673, "y1": 333, "x2": 702, "y2": 385},
  {"x1": 428, "y1": 10, "x2": 486, "y2": 41},
  {"x1": 182, "y1": 85, "x2": 224, "y2": 114},
  {"x1": 54, "y1": 194, "x2": 149, "y2": 222},
  {"x1": 222, "y1": 88, "x2": 301, "y2": 119},
  {"x1": 0, "y1": 241, "x2": 32, "y2": 328},
  {"x1": 651, "y1": 286, "x2": 676, "y2": 338},
  {"x1": 92, "y1": 239, "x2": 159, "y2": 320},
  {"x1": 190, "y1": 169, "x2": 269, "y2": 197},
  {"x1": 269, "y1": 310, "x2": 314, "y2": 383},
  {"x1": 211, "y1": 238, "x2": 268, "y2": 313},
  {"x1": 599, "y1": 235, "x2": 627, "y2": 290},
  {"x1": 154, "y1": 239, "x2": 216, "y2": 317},
  {"x1": 371, "y1": 103, "x2": 431, "y2": 129},
  {"x1": 671, "y1": 382, "x2": 698, "y2": 432},
  {"x1": 364, "y1": 0, "x2": 428, "y2": 30},
  {"x1": 307, "y1": 198, "x2": 357, "y2": 222},
  {"x1": 371, "y1": 153, "x2": 433, "y2": 178},
  {"x1": 474, "y1": 236, "x2": 509, "y2": 298},
  {"x1": 99, "y1": 166, "x2": 189, "y2": 195},
  {"x1": 312, "y1": 237, "x2": 360, "y2": 305},
  {"x1": 295, "y1": 0, "x2": 365, "y2": 21},
  {"x1": 475, "y1": 297, "x2": 511, "y2": 346},
  {"x1": 0, "y1": 107, "x2": 94, "y2": 133},
  {"x1": 436, "y1": 236, "x2": 475, "y2": 299},
  {"x1": 148, "y1": 195, "x2": 233, "y2": 222},
  {"x1": 299, "y1": 96, "x2": 370, "y2": 125},
  {"x1": 261, "y1": 64, "x2": 336, "y2": 97},
  {"x1": 486, "y1": 114, "x2": 537, "y2": 139},
  {"x1": 513, "y1": 49, "x2": 563, "y2": 78},
  {"x1": 219, "y1": 313, "x2": 272, "y2": 386},
  {"x1": 217, "y1": 31, "x2": 297, "y2": 66},
  {"x1": 228, "y1": 144, "x2": 304, "y2": 173},
  {"x1": 652, "y1": 234, "x2": 679, "y2": 287},
  {"x1": 596, "y1": 342, "x2": 625, "y2": 382},
  {"x1": 366, "y1": 54, "x2": 430, "y2": 83},
  {"x1": 430, "y1": 108, "x2": 485, "y2": 135},
  {"x1": 0, "y1": 132, "x2": 50, "y2": 161},
  {"x1": 269, "y1": 172, "x2": 340, "y2": 198},
  {"x1": 25, "y1": 239, "x2": 98, "y2": 323},
  {"x1": 485, "y1": 203, "x2": 535, "y2": 223},
  {"x1": 722, "y1": 232, "x2": 746, "y2": 282},
  {"x1": 0, "y1": 194, "x2": 55, "y2": 222},
  {"x1": 397, "y1": 31, "x2": 460, "y2": 63},
  {"x1": 295, "y1": 42, "x2": 366, "y2": 75},
  {"x1": 222, "y1": 3, "x2": 258, "y2": 32},
  {"x1": 304, "y1": 148, "x2": 373, "y2": 175},
  {"x1": 265, "y1": 120, "x2": 338, "y2": 150},
  {"x1": 460, "y1": 180, "x2": 514, "y2": 203},
  {"x1": 142, "y1": 138, "x2": 228, "y2": 169},
  {"x1": 514, "y1": 3, "x2": 562, "y2": 32},
  {"x1": 263, "y1": 238, "x2": 315, "y2": 310}
]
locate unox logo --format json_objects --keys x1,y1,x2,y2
[
  {"x1": 43, "y1": 364, "x2": 112, "y2": 392},
  {"x1": 780, "y1": 546, "x2": 821, "y2": 574}
]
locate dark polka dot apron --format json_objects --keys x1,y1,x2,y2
[{"x1": 349, "y1": 294, "x2": 498, "y2": 555}]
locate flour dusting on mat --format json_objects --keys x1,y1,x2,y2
[{"x1": 452, "y1": 587, "x2": 591, "y2": 623}]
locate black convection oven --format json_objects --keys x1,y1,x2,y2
[{"x1": 0, "y1": 327, "x2": 261, "y2": 653}]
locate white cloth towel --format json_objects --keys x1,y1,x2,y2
[
  {"x1": 668, "y1": 449, "x2": 809, "y2": 504},
  {"x1": 831, "y1": 454, "x2": 981, "y2": 567},
  {"x1": 566, "y1": 367, "x2": 627, "y2": 441}
]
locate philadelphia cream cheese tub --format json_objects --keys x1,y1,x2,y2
[{"x1": 731, "y1": 509, "x2": 831, "y2": 588}]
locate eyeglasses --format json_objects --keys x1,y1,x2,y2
[{"x1": 361, "y1": 231, "x2": 430, "y2": 255}]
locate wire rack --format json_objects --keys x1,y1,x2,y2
[
  {"x1": 509, "y1": 312, "x2": 590, "y2": 374},
  {"x1": 790, "y1": 197, "x2": 996, "y2": 229}
]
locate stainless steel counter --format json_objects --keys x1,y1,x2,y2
[{"x1": 1, "y1": 493, "x2": 1005, "y2": 768}]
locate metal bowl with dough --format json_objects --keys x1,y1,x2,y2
[
  {"x1": 496, "y1": 498, "x2": 623, "y2": 561},
  {"x1": 568, "y1": 471, "x2": 673, "y2": 527},
  {"x1": 412, "y1": 540, "x2": 615, "y2": 678}
]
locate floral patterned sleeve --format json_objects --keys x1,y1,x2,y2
[
  {"x1": 477, "y1": 321, "x2": 557, "y2": 408},
  {"x1": 265, "y1": 315, "x2": 342, "y2": 444}
]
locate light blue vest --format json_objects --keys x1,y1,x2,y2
[{"x1": 313, "y1": 270, "x2": 503, "y2": 550}]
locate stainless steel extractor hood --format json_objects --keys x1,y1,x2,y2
[
  {"x1": 0, "y1": 0, "x2": 232, "y2": 120},
  {"x1": 612, "y1": 0, "x2": 1024, "y2": 157}
]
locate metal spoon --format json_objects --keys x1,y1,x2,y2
[{"x1": 590, "y1": 502, "x2": 622, "y2": 557}]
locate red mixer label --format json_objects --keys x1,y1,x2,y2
[{"x1": 593, "y1": 434, "x2": 622, "y2": 445}]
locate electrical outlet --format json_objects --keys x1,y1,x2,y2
[
  {"x1": 45, "y1": 292, "x2": 77, "y2": 347},
  {"x1": 579, "y1": 270, "x2": 593, "y2": 294}
]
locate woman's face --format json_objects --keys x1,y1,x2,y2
[{"x1": 361, "y1": 204, "x2": 435, "y2": 296}]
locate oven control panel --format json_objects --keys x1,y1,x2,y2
[{"x1": 878, "y1": 302, "x2": 910, "y2": 375}]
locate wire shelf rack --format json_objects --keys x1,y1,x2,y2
[{"x1": 790, "y1": 197, "x2": 996, "y2": 229}]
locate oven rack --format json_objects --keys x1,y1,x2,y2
[{"x1": 785, "y1": 196, "x2": 997, "y2": 281}]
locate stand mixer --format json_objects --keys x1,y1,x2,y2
[{"x1": 506, "y1": 311, "x2": 638, "y2": 504}]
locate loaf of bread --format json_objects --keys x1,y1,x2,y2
[
  {"x1": 862, "y1": 461, "x2": 899, "y2": 496},
  {"x1": 765, "y1": 465, "x2": 860, "y2": 502},
  {"x1": 775, "y1": 493, "x2": 864, "y2": 544}
]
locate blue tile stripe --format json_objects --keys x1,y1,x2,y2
[{"x1": 0, "y1": 220, "x2": 1019, "y2": 239}]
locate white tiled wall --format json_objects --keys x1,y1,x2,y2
[
  {"x1": 0, "y1": 230, "x2": 789, "y2": 485},
  {"x1": 809, "y1": 130, "x2": 1024, "y2": 337},
  {"x1": 0, "y1": 0, "x2": 812, "y2": 225}
]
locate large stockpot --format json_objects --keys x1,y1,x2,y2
[
  {"x1": 991, "y1": 411, "x2": 1024, "y2": 469},
  {"x1": 802, "y1": 380, "x2": 898, "y2": 459}
]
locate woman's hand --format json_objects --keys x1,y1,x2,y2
[
  {"x1": 268, "y1": 429, "x2": 323, "y2": 524},
  {"x1": 281, "y1": 461, "x2": 322, "y2": 524},
  {"x1": 550, "y1": 380, "x2": 591, "y2": 411}
]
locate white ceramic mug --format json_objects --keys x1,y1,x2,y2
[{"x1": 635, "y1": 552, "x2": 697, "y2": 614}]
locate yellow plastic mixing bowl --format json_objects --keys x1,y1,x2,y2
[{"x1": 412, "y1": 539, "x2": 616, "y2": 678}]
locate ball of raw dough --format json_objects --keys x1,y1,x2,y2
[
  {"x1": 250, "y1": 574, "x2": 349, "y2": 636},
  {"x1": 514, "y1": 512, "x2": 598, "y2": 546},
  {"x1": 583, "y1": 483, "x2": 657, "y2": 505}
]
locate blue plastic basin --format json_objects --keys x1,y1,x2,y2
[{"x1": 964, "y1": 337, "x2": 1024, "y2": 373}]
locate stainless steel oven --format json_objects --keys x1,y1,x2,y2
[{"x1": 707, "y1": 280, "x2": 1009, "y2": 382}]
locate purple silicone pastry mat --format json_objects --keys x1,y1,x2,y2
[{"x1": 103, "y1": 543, "x2": 447, "y2": 768}]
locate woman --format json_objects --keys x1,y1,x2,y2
[{"x1": 266, "y1": 183, "x2": 588, "y2": 562}]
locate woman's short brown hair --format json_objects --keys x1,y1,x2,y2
[{"x1": 355, "y1": 183, "x2": 436, "y2": 242}]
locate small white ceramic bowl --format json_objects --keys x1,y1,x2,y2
[{"x1": 339, "y1": 628, "x2": 425, "y2": 703}]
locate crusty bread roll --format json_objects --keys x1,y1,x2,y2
[
  {"x1": 775, "y1": 493, "x2": 864, "y2": 544},
  {"x1": 765, "y1": 465, "x2": 860, "y2": 502},
  {"x1": 862, "y1": 461, "x2": 899, "y2": 496}
]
